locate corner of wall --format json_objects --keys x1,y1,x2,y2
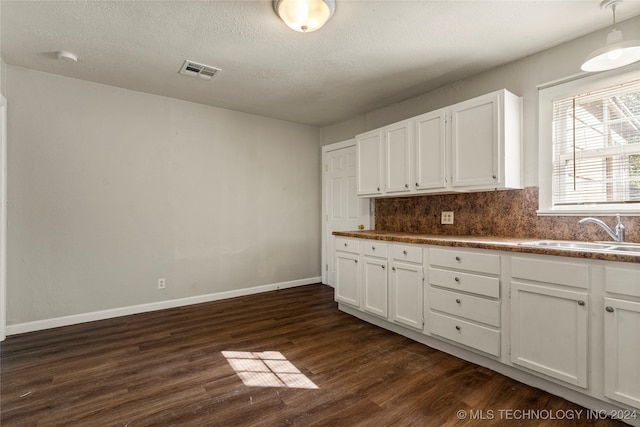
[{"x1": 0, "y1": 57, "x2": 6, "y2": 96}]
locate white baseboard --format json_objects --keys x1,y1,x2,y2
[{"x1": 6, "y1": 277, "x2": 321, "y2": 336}]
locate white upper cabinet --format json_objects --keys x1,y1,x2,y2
[
  {"x1": 385, "y1": 120, "x2": 412, "y2": 194},
  {"x1": 415, "y1": 109, "x2": 448, "y2": 191},
  {"x1": 356, "y1": 89, "x2": 522, "y2": 198},
  {"x1": 356, "y1": 129, "x2": 384, "y2": 196},
  {"x1": 451, "y1": 90, "x2": 522, "y2": 191}
]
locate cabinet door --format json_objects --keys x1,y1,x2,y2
[
  {"x1": 335, "y1": 252, "x2": 360, "y2": 307},
  {"x1": 356, "y1": 130, "x2": 383, "y2": 196},
  {"x1": 510, "y1": 282, "x2": 589, "y2": 388},
  {"x1": 363, "y1": 257, "x2": 388, "y2": 318},
  {"x1": 604, "y1": 297, "x2": 640, "y2": 409},
  {"x1": 385, "y1": 121, "x2": 411, "y2": 194},
  {"x1": 415, "y1": 109, "x2": 448, "y2": 191},
  {"x1": 451, "y1": 92, "x2": 499, "y2": 189},
  {"x1": 390, "y1": 261, "x2": 424, "y2": 329}
]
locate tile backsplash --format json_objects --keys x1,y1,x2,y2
[{"x1": 374, "y1": 187, "x2": 640, "y2": 243}]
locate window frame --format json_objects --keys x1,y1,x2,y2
[{"x1": 538, "y1": 66, "x2": 640, "y2": 216}]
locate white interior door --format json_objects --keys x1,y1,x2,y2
[
  {"x1": 0, "y1": 95, "x2": 7, "y2": 341},
  {"x1": 321, "y1": 140, "x2": 370, "y2": 286}
]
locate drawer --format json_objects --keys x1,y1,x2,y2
[
  {"x1": 362, "y1": 241, "x2": 388, "y2": 258},
  {"x1": 335, "y1": 237, "x2": 359, "y2": 254},
  {"x1": 429, "y1": 287, "x2": 500, "y2": 327},
  {"x1": 429, "y1": 267, "x2": 500, "y2": 298},
  {"x1": 605, "y1": 266, "x2": 640, "y2": 298},
  {"x1": 511, "y1": 256, "x2": 588, "y2": 289},
  {"x1": 430, "y1": 248, "x2": 500, "y2": 275},
  {"x1": 429, "y1": 311, "x2": 501, "y2": 357},
  {"x1": 392, "y1": 244, "x2": 422, "y2": 263}
]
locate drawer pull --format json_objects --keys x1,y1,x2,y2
[
  {"x1": 455, "y1": 298, "x2": 461, "y2": 304},
  {"x1": 392, "y1": 267, "x2": 396, "y2": 271},
  {"x1": 354, "y1": 260, "x2": 358, "y2": 264},
  {"x1": 381, "y1": 265, "x2": 385, "y2": 270},
  {"x1": 455, "y1": 325, "x2": 461, "y2": 331},
  {"x1": 404, "y1": 183, "x2": 409, "y2": 188},
  {"x1": 415, "y1": 182, "x2": 419, "y2": 187},
  {"x1": 454, "y1": 277, "x2": 460, "y2": 282},
  {"x1": 577, "y1": 300, "x2": 586, "y2": 306},
  {"x1": 371, "y1": 246, "x2": 375, "y2": 251},
  {"x1": 344, "y1": 243, "x2": 348, "y2": 247},
  {"x1": 606, "y1": 306, "x2": 614, "y2": 313},
  {"x1": 455, "y1": 256, "x2": 461, "y2": 261},
  {"x1": 377, "y1": 187, "x2": 380, "y2": 191},
  {"x1": 403, "y1": 250, "x2": 407, "y2": 255}
]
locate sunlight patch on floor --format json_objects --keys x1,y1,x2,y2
[{"x1": 222, "y1": 351, "x2": 318, "y2": 389}]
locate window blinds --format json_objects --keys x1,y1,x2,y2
[{"x1": 552, "y1": 79, "x2": 640, "y2": 206}]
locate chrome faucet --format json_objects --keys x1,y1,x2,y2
[{"x1": 578, "y1": 214, "x2": 625, "y2": 243}]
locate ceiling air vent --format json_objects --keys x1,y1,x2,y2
[{"x1": 179, "y1": 60, "x2": 221, "y2": 80}]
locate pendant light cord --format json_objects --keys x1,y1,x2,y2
[{"x1": 611, "y1": 3, "x2": 617, "y2": 29}]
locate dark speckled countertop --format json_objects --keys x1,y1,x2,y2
[{"x1": 333, "y1": 230, "x2": 640, "y2": 264}]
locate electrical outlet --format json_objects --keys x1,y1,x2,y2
[
  {"x1": 441, "y1": 211, "x2": 454, "y2": 224},
  {"x1": 158, "y1": 278, "x2": 166, "y2": 289}
]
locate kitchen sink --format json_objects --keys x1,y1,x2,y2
[
  {"x1": 518, "y1": 241, "x2": 613, "y2": 250},
  {"x1": 605, "y1": 244, "x2": 640, "y2": 253},
  {"x1": 518, "y1": 240, "x2": 640, "y2": 254}
]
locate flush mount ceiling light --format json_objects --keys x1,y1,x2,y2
[
  {"x1": 581, "y1": 0, "x2": 640, "y2": 72},
  {"x1": 273, "y1": 0, "x2": 335, "y2": 33}
]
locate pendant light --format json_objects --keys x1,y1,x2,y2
[
  {"x1": 273, "y1": 0, "x2": 335, "y2": 33},
  {"x1": 581, "y1": 0, "x2": 640, "y2": 72}
]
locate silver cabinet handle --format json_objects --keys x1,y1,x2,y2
[
  {"x1": 456, "y1": 298, "x2": 461, "y2": 304},
  {"x1": 455, "y1": 325, "x2": 461, "y2": 331},
  {"x1": 455, "y1": 256, "x2": 461, "y2": 261},
  {"x1": 606, "y1": 306, "x2": 614, "y2": 313},
  {"x1": 577, "y1": 300, "x2": 585, "y2": 306}
]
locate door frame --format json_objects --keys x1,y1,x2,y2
[{"x1": 1, "y1": 95, "x2": 7, "y2": 341}]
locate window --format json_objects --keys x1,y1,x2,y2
[{"x1": 538, "y1": 68, "x2": 640, "y2": 215}]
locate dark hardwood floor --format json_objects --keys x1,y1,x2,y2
[{"x1": 1, "y1": 284, "x2": 626, "y2": 426}]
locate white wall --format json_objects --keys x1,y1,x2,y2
[
  {"x1": 5, "y1": 66, "x2": 321, "y2": 326},
  {"x1": 320, "y1": 16, "x2": 640, "y2": 188}
]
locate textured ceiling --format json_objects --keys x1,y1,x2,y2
[{"x1": 2, "y1": 0, "x2": 640, "y2": 127}]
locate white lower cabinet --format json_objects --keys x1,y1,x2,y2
[
  {"x1": 362, "y1": 242, "x2": 389, "y2": 318},
  {"x1": 335, "y1": 238, "x2": 360, "y2": 308},
  {"x1": 390, "y1": 244, "x2": 424, "y2": 329},
  {"x1": 604, "y1": 297, "x2": 640, "y2": 409},
  {"x1": 510, "y1": 256, "x2": 589, "y2": 389},
  {"x1": 603, "y1": 265, "x2": 640, "y2": 410},
  {"x1": 428, "y1": 247, "x2": 501, "y2": 357}
]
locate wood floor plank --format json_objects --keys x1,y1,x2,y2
[{"x1": 1, "y1": 284, "x2": 627, "y2": 426}]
